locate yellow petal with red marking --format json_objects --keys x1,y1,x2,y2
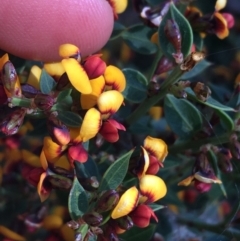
[
  {"x1": 37, "y1": 172, "x2": 51, "y2": 202},
  {"x1": 144, "y1": 136, "x2": 168, "y2": 162},
  {"x1": 97, "y1": 90, "x2": 124, "y2": 119},
  {"x1": 80, "y1": 108, "x2": 102, "y2": 142},
  {"x1": 27, "y1": 65, "x2": 42, "y2": 90},
  {"x1": 81, "y1": 75, "x2": 105, "y2": 109},
  {"x1": 104, "y1": 65, "x2": 126, "y2": 92},
  {"x1": 59, "y1": 43, "x2": 81, "y2": 61},
  {"x1": 111, "y1": 0, "x2": 128, "y2": 14},
  {"x1": 111, "y1": 186, "x2": 139, "y2": 219},
  {"x1": 44, "y1": 62, "x2": 65, "y2": 80},
  {"x1": 139, "y1": 175, "x2": 167, "y2": 203},
  {"x1": 214, "y1": 12, "x2": 229, "y2": 39},
  {"x1": 22, "y1": 149, "x2": 41, "y2": 167},
  {"x1": 61, "y1": 58, "x2": 91, "y2": 94},
  {"x1": 43, "y1": 136, "x2": 67, "y2": 163},
  {"x1": 138, "y1": 147, "x2": 150, "y2": 178},
  {"x1": 0, "y1": 225, "x2": 26, "y2": 241}
]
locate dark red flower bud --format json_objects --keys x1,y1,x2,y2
[
  {"x1": 21, "y1": 84, "x2": 41, "y2": 98},
  {"x1": 82, "y1": 212, "x2": 103, "y2": 227},
  {"x1": 34, "y1": 94, "x2": 55, "y2": 111},
  {"x1": 154, "y1": 55, "x2": 175, "y2": 76},
  {"x1": 83, "y1": 55, "x2": 106, "y2": 79},
  {"x1": 0, "y1": 108, "x2": 26, "y2": 135},
  {"x1": 194, "y1": 180, "x2": 212, "y2": 193},
  {"x1": 217, "y1": 148, "x2": 233, "y2": 173},
  {"x1": 96, "y1": 190, "x2": 120, "y2": 213},
  {"x1": 78, "y1": 176, "x2": 99, "y2": 191},
  {"x1": 47, "y1": 174, "x2": 72, "y2": 190},
  {"x1": 130, "y1": 204, "x2": 157, "y2": 228},
  {"x1": 229, "y1": 139, "x2": 240, "y2": 160},
  {"x1": 56, "y1": 73, "x2": 70, "y2": 91}
]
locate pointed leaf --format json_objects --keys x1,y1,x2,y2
[
  {"x1": 68, "y1": 176, "x2": 88, "y2": 220},
  {"x1": 122, "y1": 68, "x2": 148, "y2": 103},
  {"x1": 98, "y1": 150, "x2": 134, "y2": 192},
  {"x1": 215, "y1": 109, "x2": 234, "y2": 131},
  {"x1": 57, "y1": 111, "x2": 82, "y2": 127},
  {"x1": 57, "y1": 89, "x2": 72, "y2": 103},
  {"x1": 122, "y1": 24, "x2": 157, "y2": 55},
  {"x1": 40, "y1": 69, "x2": 57, "y2": 94},
  {"x1": 158, "y1": 2, "x2": 193, "y2": 61},
  {"x1": 148, "y1": 204, "x2": 166, "y2": 212},
  {"x1": 110, "y1": 22, "x2": 126, "y2": 40},
  {"x1": 164, "y1": 94, "x2": 203, "y2": 138}
]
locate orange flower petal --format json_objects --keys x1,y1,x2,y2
[
  {"x1": 81, "y1": 75, "x2": 105, "y2": 109},
  {"x1": 0, "y1": 53, "x2": 9, "y2": 71},
  {"x1": 22, "y1": 149, "x2": 41, "y2": 167},
  {"x1": 80, "y1": 108, "x2": 102, "y2": 142},
  {"x1": 37, "y1": 172, "x2": 51, "y2": 202},
  {"x1": 0, "y1": 225, "x2": 26, "y2": 241},
  {"x1": 104, "y1": 65, "x2": 126, "y2": 92},
  {"x1": 61, "y1": 58, "x2": 92, "y2": 94},
  {"x1": 149, "y1": 106, "x2": 163, "y2": 120},
  {"x1": 54, "y1": 155, "x2": 71, "y2": 170},
  {"x1": 40, "y1": 150, "x2": 48, "y2": 170},
  {"x1": 43, "y1": 136, "x2": 67, "y2": 163},
  {"x1": 139, "y1": 175, "x2": 167, "y2": 203},
  {"x1": 97, "y1": 90, "x2": 124, "y2": 119},
  {"x1": 214, "y1": 12, "x2": 229, "y2": 39},
  {"x1": 69, "y1": 126, "x2": 82, "y2": 144},
  {"x1": 111, "y1": 186, "x2": 139, "y2": 219},
  {"x1": 44, "y1": 62, "x2": 65, "y2": 80},
  {"x1": 178, "y1": 176, "x2": 194, "y2": 186},
  {"x1": 59, "y1": 43, "x2": 81, "y2": 61},
  {"x1": 144, "y1": 136, "x2": 168, "y2": 162},
  {"x1": 42, "y1": 215, "x2": 63, "y2": 230},
  {"x1": 27, "y1": 65, "x2": 42, "y2": 90}
]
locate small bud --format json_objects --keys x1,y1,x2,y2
[
  {"x1": 82, "y1": 212, "x2": 103, "y2": 227},
  {"x1": 67, "y1": 220, "x2": 80, "y2": 230},
  {"x1": 47, "y1": 115, "x2": 70, "y2": 145},
  {"x1": 34, "y1": 94, "x2": 55, "y2": 111},
  {"x1": 47, "y1": 172, "x2": 73, "y2": 190},
  {"x1": 164, "y1": 19, "x2": 183, "y2": 64},
  {"x1": 0, "y1": 108, "x2": 26, "y2": 135},
  {"x1": 217, "y1": 148, "x2": 233, "y2": 173},
  {"x1": 79, "y1": 176, "x2": 99, "y2": 191},
  {"x1": 83, "y1": 55, "x2": 106, "y2": 79},
  {"x1": 21, "y1": 84, "x2": 41, "y2": 98},
  {"x1": 1, "y1": 61, "x2": 17, "y2": 93},
  {"x1": 96, "y1": 190, "x2": 120, "y2": 213},
  {"x1": 154, "y1": 55, "x2": 175, "y2": 75},
  {"x1": 190, "y1": 82, "x2": 211, "y2": 102},
  {"x1": 116, "y1": 216, "x2": 133, "y2": 230},
  {"x1": 180, "y1": 52, "x2": 205, "y2": 71},
  {"x1": 229, "y1": 139, "x2": 240, "y2": 160}
]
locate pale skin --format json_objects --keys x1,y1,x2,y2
[{"x1": 0, "y1": 0, "x2": 114, "y2": 62}]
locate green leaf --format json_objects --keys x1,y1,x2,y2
[
  {"x1": 164, "y1": 94, "x2": 203, "y2": 138},
  {"x1": 120, "y1": 225, "x2": 156, "y2": 241},
  {"x1": 193, "y1": 32, "x2": 204, "y2": 50},
  {"x1": 57, "y1": 111, "x2": 82, "y2": 127},
  {"x1": 146, "y1": 0, "x2": 165, "y2": 6},
  {"x1": 122, "y1": 68, "x2": 148, "y2": 103},
  {"x1": 182, "y1": 60, "x2": 212, "y2": 79},
  {"x1": 68, "y1": 176, "x2": 88, "y2": 220},
  {"x1": 110, "y1": 22, "x2": 126, "y2": 40},
  {"x1": 39, "y1": 69, "x2": 57, "y2": 94},
  {"x1": 158, "y1": 2, "x2": 193, "y2": 61},
  {"x1": 75, "y1": 155, "x2": 100, "y2": 180},
  {"x1": 98, "y1": 150, "x2": 134, "y2": 192},
  {"x1": 122, "y1": 24, "x2": 158, "y2": 55},
  {"x1": 186, "y1": 88, "x2": 236, "y2": 112},
  {"x1": 57, "y1": 89, "x2": 72, "y2": 104},
  {"x1": 215, "y1": 109, "x2": 234, "y2": 131}
]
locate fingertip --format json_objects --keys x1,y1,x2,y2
[{"x1": 0, "y1": 0, "x2": 114, "y2": 61}]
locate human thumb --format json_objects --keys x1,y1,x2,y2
[{"x1": 0, "y1": 0, "x2": 114, "y2": 61}]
